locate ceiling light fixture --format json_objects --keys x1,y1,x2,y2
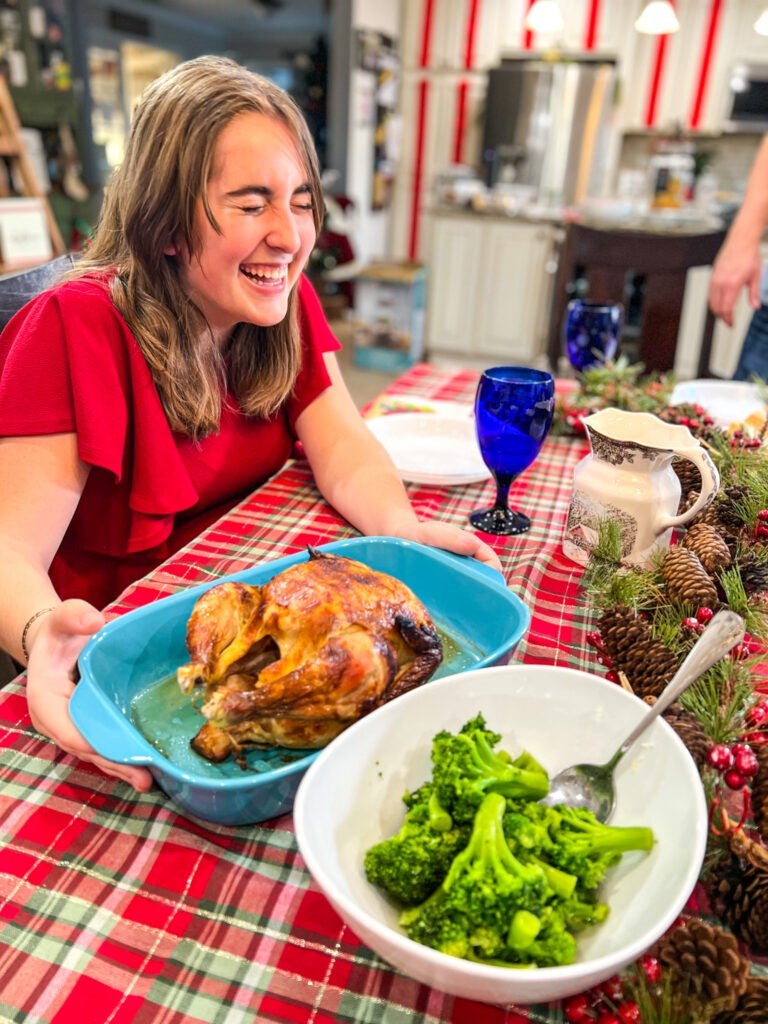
[
  {"x1": 524, "y1": 1, "x2": 565, "y2": 34},
  {"x1": 755, "y1": 8, "x2": 768, "y2": 35},
  {"x1": 634, "y1": 1, "x2": 680, "y2": 35}
]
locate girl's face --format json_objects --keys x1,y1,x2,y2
[{"x1": 177, "y1": 111, "x2": 317, "y2": 345}]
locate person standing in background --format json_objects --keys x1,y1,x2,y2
[{"x1": 708, "y1": 135, "x2": 768, "y2": 381}]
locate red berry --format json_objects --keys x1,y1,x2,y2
[
  {"x1": 742, "y1": 637, "x2": 765, "y2": 656},
  {"x1": 733, "y1": 746, "x2": 759, "y2": 778},
  {"x1": 598, "y1": 654, "x2": 614, "y2": 669},
  {"x1": 564, "y1": 993, "x2": 593, "y2": 1022},
  {"x1": 617, "y1": 1003, "x2": 642, "y2": 1024},
  {"x1": 605, "y1": 670, "x2": 620, "y2": 683},
  {"x1": 758, "y1": 509, "x2": 768, "y2": 522},
  {"x1": 599, "y1": 975, "x2": 624, "y2": 1002},
  {"x1": 640, "y1": 954, "x2": 661, "y2": 984},
  {"x1": 724, "y1": 769, "x2": 747, "y2": 790},
  {"x1": 696, "y1": 606, "x2": 714, "y2": 624},
  {"x1": 586, "y1": 630, "x2": 603, "y2": 648},
  {"x1": 706, "y1": 744, "x2": 734, "y2": 771},
  {"x1": 682, "y1": 615, "x2": 701, "y2": 630},
  {"x1": 596, "y1": 1015, "x2": 620, "y2": 1024},
  {"x1": 748, "y1": 702, "x2": 768, "y2": 726}
]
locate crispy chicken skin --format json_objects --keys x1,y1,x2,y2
[{"x1": 177, "y1": 549, "x2": 443, "y2": 762}]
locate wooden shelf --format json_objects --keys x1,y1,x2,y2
[{"x1": 0, "y1": 75, "x2": 65, "y2": 264}]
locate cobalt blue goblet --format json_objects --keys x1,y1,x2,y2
[
  {"x1": 470, "y1": 366, "x2": 555, "y2": 535},
  {"x1": 564, "y1": 299, "x2": 623, "y2": 373}
]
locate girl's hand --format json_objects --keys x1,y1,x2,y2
[
  {"x1": 395, "y1": 519, "x2": 504, "y2": 576},
  {"x1": 25, "y1": 600, "x2": 154, "y2": 792}
]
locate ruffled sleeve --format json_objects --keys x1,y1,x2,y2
[{"x1": 0, "y1": 277, "x2": 198, "y2": 554}]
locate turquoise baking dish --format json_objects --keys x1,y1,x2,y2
[{"x1": 70, "y1": 536, "x2": 530, "y2": 826}]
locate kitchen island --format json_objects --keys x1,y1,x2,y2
[{"x1": 424, "y1": 204, "x2": 725, "y2": 376}]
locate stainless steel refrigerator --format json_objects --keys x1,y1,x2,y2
[{"x1": 481, "y1": 55, "x2": 618, "y2": 207}]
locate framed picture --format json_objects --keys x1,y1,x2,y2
[{"x1": 0, "y1": 197, "x2": 53, "y2": 269}]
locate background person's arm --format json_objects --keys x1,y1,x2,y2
[{"x1": 709, "y1": 135, "x2": 768, "y2": 327}]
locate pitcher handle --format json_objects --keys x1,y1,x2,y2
[{"x1": 654, "y1": 446, "x2": 720, "y2": 534}]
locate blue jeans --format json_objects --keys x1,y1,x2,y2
[{"x1": 733, "y1": 304, "x2": 768, "y2": 382}]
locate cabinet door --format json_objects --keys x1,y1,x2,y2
[
  {"x1": 425, "y1": 216, "x2": 484, "y2": 353},
  {"x1": 476, "y1": 222, "x2": 556, "y2": 361}
]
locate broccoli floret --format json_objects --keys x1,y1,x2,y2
[
  {"x1": 503, "y1": 799, "x2": 561, "y2": 857},
  {"x1": 364, "y1": 784, "x2": 470, "y2": 905},
  {"x1": 400, "y1": 791, "x2": 573, "y2": 963},
  {"x1": 431, "y1": 714, "x2": 549, "y2": 822},
  {"x1": 547, "y1": 805, "x2": 655, "y2": 890},
  {"x1": 559, "y1": 893, "x2": 610, "y2": 933},
  {"x1": 524, "y1": 906, "x2": 578, "y2": 967}
]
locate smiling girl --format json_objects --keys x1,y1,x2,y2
[{"x1": 0, "y1": 56, "x2": 499, "y2": 792}]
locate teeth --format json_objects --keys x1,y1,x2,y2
[{"x1": 242, "y1": 266, "x2": 287, "y2": 282}]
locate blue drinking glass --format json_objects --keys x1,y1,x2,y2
[
  {"x1": 564, "y1": 299, "x2": 623, "y2": 372},
  {"x1": 470, "y1": 366, "x2": 555, "y2": 535}
]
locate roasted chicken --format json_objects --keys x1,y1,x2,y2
[{"x1": 177, "y1": 549, "x2": 443, "y2": 762}]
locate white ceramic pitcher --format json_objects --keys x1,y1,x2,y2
[{"x1": 563, "y1": 408, "x2": 720, "y2": 567}]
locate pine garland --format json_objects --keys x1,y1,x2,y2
[{"x1": 559, "y1": 366, "x2": 768, "y2": 1022}]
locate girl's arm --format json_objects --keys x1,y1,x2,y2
[
  {"x1": 295, "y1": 354, "x2": 503, "y2": 573},
  {"x1": 0, "y1": 432, "x2": 153, "y2": 791}
]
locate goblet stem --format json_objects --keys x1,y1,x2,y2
[
  {"x1": 490, "y1": 472, "x2": 512, "y2": 511},
  {"x1": 469, "y1": 472, "x2": 532, "y2": 535}
]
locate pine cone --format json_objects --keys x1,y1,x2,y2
[
  {"x1": 662, "y1": 547, "x2": 719, "y2": 608},
  {"x1": 653, "y1": 917, "x2": 750, "y2": 1018},
  {"x1": 737, "y1": 551, "x2": 768, "y2": 597},
  {"x1": 708, "y1": 829, "x2": 768, "y2": 956},
  {"x1": 672, "y1": 456, "x2": 702, "y2": 503},
  {"x1": 682, "y1": 522, "x2": 732, "y2": 575},
  {"x1": 662, "y1": 704, "x2": 711, "y2": 767},
  {"x1": 751, "y1": 742, "x2": 768, "y2": 843},
  {"x1": 712, "y1": 976, "x2": 768, "y2": 1024},
  {"x1": 692, "y1": 486, "x2": 750, "y2": 547},
  {"x1": 597, "y1": 605, "x2": 679, "y2": 701}
]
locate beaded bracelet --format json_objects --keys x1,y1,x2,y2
[{"x1": 21, "y1": 607, "x2": 55, "y2": 661}]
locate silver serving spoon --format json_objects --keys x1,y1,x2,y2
[{"x1": 542, "y1": 608, "x2": 746, "y2": 822}]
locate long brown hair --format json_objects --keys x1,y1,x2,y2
[{"x1": 76, "y1": 55, "x2": 324, "y2": 438}]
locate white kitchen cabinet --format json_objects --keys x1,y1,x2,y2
[{"x1": 425, "y1": 213, "x2": 559, "y2": 364}]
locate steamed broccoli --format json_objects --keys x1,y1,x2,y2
[
  {"x1": 363, "y1": 716, "x2": 655, "y2": 971},
  {"x1": 399, "y1": 792, "x2": 578, "y2": 965},
  {"x1": 547, "y1": 804, "x2": 655, "y2": 891},
  {"x1": 363, "y1": 784, "x2": 470, "y2": 905},
  {"x1": 431, "y1": 714, "x2": 549, "y2": 822}
]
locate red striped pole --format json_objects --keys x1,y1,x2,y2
[
  {"x1": 689, "y1": 0, "x2": 724, "y2": 129},
  {"x1": 407, "y1": 0, "x2": 436, "y2": 261},
  {"x1": 584, "y1": 0, "x2": 601, "y2": 50},
  {"x1": 643, "y1": 0, "x2": 676, "y2": 127}
]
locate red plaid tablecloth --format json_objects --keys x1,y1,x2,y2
[{"x1": 0, "y1": 364, "x2": 598, "y2": 1024}]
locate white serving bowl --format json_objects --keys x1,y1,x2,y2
[{"x1": 294, "y1": 664, "x2": 708, "y2": 1006}]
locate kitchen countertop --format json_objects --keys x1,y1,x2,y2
[{"x1": 431, "y1": 202, "x2": 724, "y2": 235}]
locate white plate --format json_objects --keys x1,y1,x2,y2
[
  {"x1": 365, "y1": 411, "x2": 490, "y2": 486},
  {"x1": 670, "y1": 379, "x2": 765, "y2": 427}
]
